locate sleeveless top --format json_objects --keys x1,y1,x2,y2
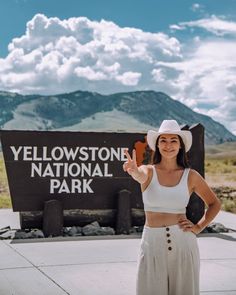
[{"x1": 142, "y1": 166, "x2": 190, "y2": 214}]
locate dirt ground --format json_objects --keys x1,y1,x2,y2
[{"x1": 205, "y1": 173, "x2": 236, "y2": 189}]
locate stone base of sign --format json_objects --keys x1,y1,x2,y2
[
  {"x1": 20, "y1": 208, "x2": 146, "y2": 230},
  {"x1": 0, "y1": 222, "x2": 234, "y2": 240},
  {"x1": 81, "y1": 221, "x2": 115, "y2": 235},
  {"x1": 64, "y1": 209, "x2": 116, "y2": 227}
]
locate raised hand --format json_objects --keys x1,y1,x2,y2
[{"x1": 123, "y1": 149, "x2": 138, "y2": 176}]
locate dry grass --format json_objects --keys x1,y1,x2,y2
[
  {"x1": 205, "y1": 142, "x2": 236, "y2": 187},
  {"x1": 0, "y1": 153, "x2": 11, "y2": 208},
  {"x1": 205, "y1": 142, "x2": 236, "y2": 213},
  {"x1": 221, "y1": 199, "x2": 236, "y2": 213},
  {"x1": 205, "y1": 141, "x2": 236, "y2": 158}
]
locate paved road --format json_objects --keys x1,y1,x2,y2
[{"x1": 0, "y1": 210, "x2": 236, "y2": 295}]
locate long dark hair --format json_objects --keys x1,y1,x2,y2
[{"x1": 152, "y1": 135, "x2": 190, "y2": 168}]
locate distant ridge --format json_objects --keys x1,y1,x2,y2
[{"x1": 0, "y1": 90, "x2": 235, "y2": 144}]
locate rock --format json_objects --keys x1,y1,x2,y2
[
  {"x1": 14, "y1": 230, "x2": 32, "y2": 239},
  {"x1": 68, "y1": 226, "x2": 78, "y2": 236},
  {"x1": 229, "y1": 191, "x2": 236, "y2": 198},
  {"x1": 0, "y1": 230, "x2": 16, "y2": 239},
  {"x1": 100, "y1": 226, "x2": 115, "y2": 235},
  {"x1": 75, "y1": 226, "x2": 83, "y2": 235},
  {"x1": 64, "y1": 226, "x2": 82, "y2": 236},
  {"x1": 0, "y1": 222, "x2": 116, "y2": 239},
  {"x1": 82, "y1": 221, "x2": 100, "y2": 236},
  {"x1": 207, "y1": 222, "x2": 229, "y2": 233},
  {"x1": 129, "y1": 227, "x2": 137, "y2": 234},
  {"x1": 0, "y1": 219, "x2": 233, "y2": 240},
  {"x1": 63, "y1": 227, "x2": 71, "y2": 235},
  {"x1": 0, "y1": 226, "x2": 11, "y2": 235},
  {"x1": 222, "y1": 193, "x2": 229, "y2": 198},
  {"x1": 82, "y1": 221, "x2": 115, "y2": 236},
  {"x1": 31, "y1": 229, "x2": 45, "y2": 238},
  {"x1": 134, "y1": 226, "x2": 144, "y2": 233},
  {"x1": 14, "y1": 229, "x2": 45, "y2": 239}
]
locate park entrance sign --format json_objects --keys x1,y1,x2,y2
[
  {"x1": 0, "y1": 125, "x2": 205, "y2": 233},
  {"x1": 0, "y1": 130, "x2": 148, "y2": 212}
]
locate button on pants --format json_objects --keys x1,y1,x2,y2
[{"x1": 136, "y1": 225, "x2": 200, "y2": 295}]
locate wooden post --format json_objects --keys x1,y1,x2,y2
[
  {"x1": 43, "y1": 199, "x2": 63, "y2": 237},
  {"x1": 116, "y1": 189, "x2": 131, "y2": 234}
]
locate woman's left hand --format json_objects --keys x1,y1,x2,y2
[{"x1": 178, "y1": 218, "x2": 202, "y2": 235}]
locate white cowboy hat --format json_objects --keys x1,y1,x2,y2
[{"x1": 147, "y1": 120, "x2": 192, "y2": 152}]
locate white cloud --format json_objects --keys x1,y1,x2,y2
[
  {"x1": 192, "y1": 3, "x2": 200, "y2": 11},
  {"x1": 1, "y1": 13, "x2": 236, "y2": 134},
  {"x1": 172, "y1": 15, "x2": 236, "y2": 36},
  {"x1": 0, "y1": 13, "x2": 180, "y2": 95},
  {"x1": 165, "y1": 15, "x2": 236, "y2": 134},
  {"x1": 156, "y1": 40, "x2": 236, "y2": 134},
  {"x1": 116, "y1": 71, "x2": 141, "y2": 86},
  {"x1": 191, "y1": 3, "x2": 205, "y2": 13},
  {"x1": 74, "y1": 66, "x2": 107, "y2": 81},
  {"x1": 152, "y1": 68, "x2": 165, "y2": 82},
  {"x1": 169, "y1": 24, "x2": 183, "y2": 31}
]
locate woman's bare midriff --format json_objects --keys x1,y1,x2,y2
[{"x1": 145, "y1": 211, "x2": 186, "y2": 227}]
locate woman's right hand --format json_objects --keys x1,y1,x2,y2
[
  {"x1": 123, "y1": 149, "x2": 149, "y2": 184},
  {"x1": 123, "y1": 149, "x2": 139, "y2": 176}
]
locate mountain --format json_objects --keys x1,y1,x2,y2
[{"x1": 0, "y1": 90, "x2": 235, "y2": 144}]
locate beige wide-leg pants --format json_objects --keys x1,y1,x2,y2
[{"x1": 136, "y1": 225, "x2": 200, "y2": 295}]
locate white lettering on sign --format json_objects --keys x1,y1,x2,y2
[
  {"x1": 50, "y1": 179, "x2": 94, "y2": 193},
  {"x1": 9, "y1": 146, "x2": 128, "y2": 162},
  {"x1": 31, "y1": 162, "x2": 113, "y2": 178},
  {"x1": 10, "y1": 146, "x2": 23, "y2": 161},
  {"x1": 78, "y1": 147, "x2": 89, "y2": 161},
  {"x1": 10, "y1": 145, "x2": 128, "y2": 196}
]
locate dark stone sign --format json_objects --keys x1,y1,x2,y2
[
  {"x1": 0, "y1": 130, "x2": 147, "y2": 212},
  {"x1": 0, "y1": 125, "x2": 205, "y2": 232}
]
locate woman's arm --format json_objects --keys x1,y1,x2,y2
[{"x1": 179, "y1": 169, "x2": 221, "y2": 234}]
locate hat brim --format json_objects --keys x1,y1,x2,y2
[{"x1": 147, "y1": 130, "x2": 192, "y2": 152}]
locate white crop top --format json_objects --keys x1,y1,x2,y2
[{"x1": 142, "y1": 166, "x2": 190, "y2": 214}]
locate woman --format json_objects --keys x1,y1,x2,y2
[{"x1": 123, "y1": 119, "x2": 221, "y2": 295}]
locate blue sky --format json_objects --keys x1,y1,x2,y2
[
  {"x1": 1, "y1": 0, "x2": 235, "y2": 57},
  {"x1": 0, "y1": 0, "x2": 236, "y2": 134}
]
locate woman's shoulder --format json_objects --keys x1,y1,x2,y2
[
  {"x1": 188, "y1": 168, "x2": 202, "y2": 176},
  {"x1": 188, "y1": 168, "x2": 205, "y2": 184}
]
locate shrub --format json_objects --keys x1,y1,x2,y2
[
  {"x1": 222, "y1": 168, "x2": 233, "y2": 173},
  {"x1": 0, "y1": 195, "x2": 12, "y2": 209},
  {"x1": 223, "y1": 159, "x2": 229, "y2": 165},
  {"x1": 221, "y1": 199, "x2": 236, "y2": 213},
  {"x1": 231, "y1": 159, "x2": 236, "y2": 166}
]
